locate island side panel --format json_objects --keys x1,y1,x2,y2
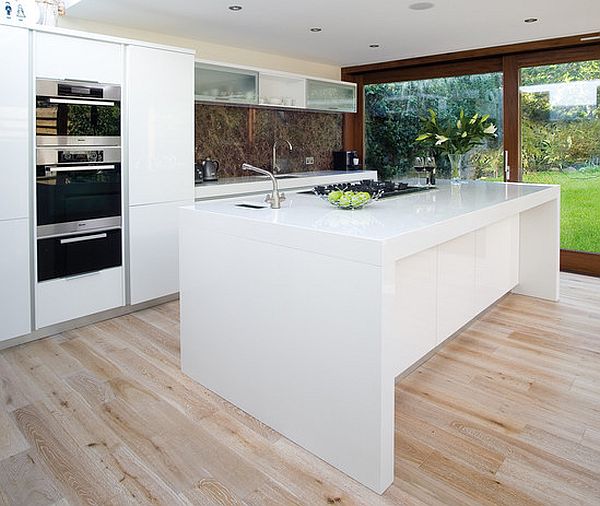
[
  {"x1": 513, "y1": 196, "x2": 560, "y2": 301},
  {"x1": 179, "y1": 210, "x2": 392, "y2": 494}
]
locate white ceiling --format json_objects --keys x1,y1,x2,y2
[{"x1": 67, "y1": 0, "x2": 600, "y2": 67}]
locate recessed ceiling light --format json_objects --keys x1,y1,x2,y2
[
  {"x1": 524, "y1": 17, "x2": 538, "y2": 23},
  {"x1": 409, "y1": 2, "x2": 435, "y2": 10},
  {"x1": 369, "y1": 44, "x2": 380, "y2": 48},
  {"x1": 310, "y1": 27, "x2": 322, "y2": 33},
  {"x1": 228, "y1": 5, "x2": 242, "y2": 11}
]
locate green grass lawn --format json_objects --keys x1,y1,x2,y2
[{"x1": 522, "y1": 170, "x2": 600, "y2": 253}]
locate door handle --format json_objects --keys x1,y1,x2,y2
[
  {"x1": 51, "y1": 165, "x2": 116, "y2": 172},
  {"x1": 60, "y1": 233, "x2": 107, "y2": 245},
  {"x1": 504, "y1": 150, "x2": 510, "y2": 180},
  {"x1": 49, "y1": 98, "x2": 115, "y2": 107}
]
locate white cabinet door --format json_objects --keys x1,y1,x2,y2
[
  {"x1": 388, "y1": 247, "x2": 438, "y2": 376},
  {"x1": 0, "y1": 219, "x2": 31, "y2": 341},
  {"x1": 127, "y1": 46, "x2": 194, "y2": 206},
  {"x1": 129, "y1": 200, "x2": 191, "y2": 304},
  {"x1": 0, "y1": 25, "x2": 29, "y2": 220},
  {"x1": 36, "y1": 267, "x2": 124, "y2": 329},
  {"x1": 437, "y1": 232, "x2": 476, "y2": 343},
  {"x1": 35, "y1": 32, "x2": 123, "y2": 84},
  {"x1": 475, "y1": 216, "x2": 519, "y2": 314}
]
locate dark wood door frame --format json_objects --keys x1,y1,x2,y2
[{"x1": 341, "y1": 33, "x2": 600, "y2": 277}]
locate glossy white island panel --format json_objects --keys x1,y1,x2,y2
[{"x1": 179, "y1": 181, "x2": 560, "y2": 494}]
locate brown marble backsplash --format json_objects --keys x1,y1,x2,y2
[{"x1": 195, "y1": 104, "x2": 343, "y2": 178}]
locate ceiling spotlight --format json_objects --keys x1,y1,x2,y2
[
  {"x1": 310, "y1": 27, "x2": 322, "y2": 32},
  {"x1": 524, "y1": 17, "x2": 538, "y2": 23},
  {"x1": 369, "y1": 44, "x2": 380, "y2": 48},
  {"x1": 228, "y1": 5, "x2": 242, "y2": 11},
  {"x1": 409, "y1": 2, "x2": 435, "y2": 10}
]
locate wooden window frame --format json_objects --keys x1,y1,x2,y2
[{"x1": 341, "y1": 33, "x2": 600, "y2": 277}]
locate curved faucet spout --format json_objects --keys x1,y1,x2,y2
[
  {"x1": 242, "y1": 163, "x2": 285, "y2": 209},
  {"x1": 272, "y1": 140, "x2": 293, "y2": 173}
]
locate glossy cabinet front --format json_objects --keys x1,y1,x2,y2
[
  {"x1": 0, "y1": 220, "x2": 31, "y2": 341},
  {"x1": 127, "y1": 46, "x2": 195, "y2": 206},
  {"x1": 0, "y1": 25, "x2": 31, "y2": 342},
  {"x1": 35, "y1": 32, "x2": 123, "y2": 84},
  {"x1": 127, "y1": 45, "x2": 194, "y2": 304},
  {"x1": 0, "y1": 24, "x2": 29, "y2": 221}
]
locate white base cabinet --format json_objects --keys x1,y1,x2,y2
[
  {"x1": 36, "y1": 267, "x2": 124, "y2": 329},
  {"x1": 0, "y1": 219, "x2": 31, "y2": 341},
  {"x1": 129, "y1": 200, "x2": 192, "y2": 305}
]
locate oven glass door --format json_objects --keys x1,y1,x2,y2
[
  {"x1": 36, "y1": 96, "x2": 121, "y2": 138},
  {"x1": 37, "y1": 228, "x2": 122, "y2": 282},
  {"x1": 36, "y1": 163, "x2": 122, "y2": 226}
]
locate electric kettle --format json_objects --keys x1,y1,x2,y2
[{"x1": 201, "y1": 157, "x2": 219, "y2": 181}]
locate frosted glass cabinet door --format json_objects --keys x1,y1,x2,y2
[
  {"x1": 0, "y1": 25, "x2": 29, "y2": 221},
  {"x1": 195, "y1": 62, "x2": 258, "y2": 104},
  {"x1": 306, "y1": 80, "x2": 357, "y2": 112}
]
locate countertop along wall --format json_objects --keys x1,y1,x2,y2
[{"x1": 57, "y1": 18, "x2": 341, "y2": 80}]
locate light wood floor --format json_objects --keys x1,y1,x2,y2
[{"x1": 1, "y1": 273, "x2": 599, "y2": 505}]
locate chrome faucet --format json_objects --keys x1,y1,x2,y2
[
  {"x1": 242, "y1": 163, "x2": 285, "y2": 209},
  {"x1": 272, "y1": 140, "x2": 293, "y2": 173}
]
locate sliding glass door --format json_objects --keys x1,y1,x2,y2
[{"x1": 519, "y1": 60, "x2": 600, "y2": 257}]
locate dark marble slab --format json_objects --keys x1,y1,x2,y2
[{"x1": 195, "y1": 104, "x2": 343, "y2": 178}]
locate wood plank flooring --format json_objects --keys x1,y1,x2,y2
[{"x1": 1, "y1": 272, "x2": 599, "y2": 505}]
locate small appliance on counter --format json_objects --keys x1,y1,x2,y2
[
  {"x1": 200, "y1": 157, "x2": 219, "y2": 181},
  {"x1": 195, "y1": 163, "x2": 204, "y2": 184},
  {"x1": 333, "y1": 150, "x2": 360, "y2": 170}
]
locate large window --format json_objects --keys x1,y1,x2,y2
[{"x1": 364, "y1": 73, "x2": 503, "y2": 180}]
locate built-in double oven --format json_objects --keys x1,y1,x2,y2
[{"x1": 35, "y1": 79, "x2": 122, "y2": 282}]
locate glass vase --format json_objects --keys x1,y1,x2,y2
[{"x1": 447, "y1": 153, "x2": 463, "y2": 185}]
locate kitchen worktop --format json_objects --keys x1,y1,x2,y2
[
  {"x1": 194, "y1": 169, "x2": 378, "y2": 200},
  {"x1": 188, "y1": 180, "x2": 559, "y2": 263},
  {"x1": 180, "y1": 179, "x2": 560, "y2": 494}
]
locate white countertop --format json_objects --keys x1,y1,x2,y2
[
  {"x1": 194, "y1": 170, "x2": 378, "y2": 200},
  {"x1": 189, "y1": 180, "x2": 558, "y2": 239}
]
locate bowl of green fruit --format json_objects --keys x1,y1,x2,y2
[{"x1": 323, "y1": 189, "x2": 381, "y2": 210}]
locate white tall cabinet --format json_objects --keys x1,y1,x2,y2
[
  {"x1": 0, "y1": 25, "x2": 31, "y2": 342},
  {"x1": 126, "y1": 46, "x2": 195, "y2": 304}
]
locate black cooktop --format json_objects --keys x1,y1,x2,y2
[{"x1": 301, "y1": 179, "x2": 435, "y2": 199}]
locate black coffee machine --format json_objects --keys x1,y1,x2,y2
[{"x1": 333, "y1": 150, "x2": 360, "y2": 170}]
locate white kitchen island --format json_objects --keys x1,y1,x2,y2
[{"x1": 179, "y1": 180, "x2": 560, "y2": 494}]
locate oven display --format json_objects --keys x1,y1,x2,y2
[{"x1": 58, "y1": 150, "x2": 104, "y2": 164}]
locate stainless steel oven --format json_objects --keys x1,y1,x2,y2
[
  {"x1": 36, "y1": 147, "x2": 122, "y2": 238},
  {"x1": 36, "y1": 79, "x2": 121, "y2": 147}
]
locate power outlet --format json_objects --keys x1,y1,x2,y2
[{"x1": 305, "y1": 157, "x2": 315, "y2": 165}]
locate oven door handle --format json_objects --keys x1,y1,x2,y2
[
  {"x1": 60, "y1": 233, "x2": 108, "y2": 245},
  {"x1": 51, "y1": 164, "x2": 116, "y2": 172},
  {"x1": 48, "y1": 98, "x2": 116, "y2": 106}
]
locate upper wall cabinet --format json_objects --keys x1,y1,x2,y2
[
  {"x1": 195, "y1": 62, "x2": 258, "y2": 104},
  {"x1": 306, "y1": 79, "x2": 357, "y2": 113},
  {"x1": 194, "y1": 60, "x2": 357, "y2": 113},
  {"x1": 35, "y1": 32, "x2": 123, "y2": 84}
]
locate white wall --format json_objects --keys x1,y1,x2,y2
[{"x1": 58, "y1": 17, "x2": 341, "y2": 80}]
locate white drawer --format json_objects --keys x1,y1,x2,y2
[{"x1": 36, "y1": 267, "x2": 124, "y2": 329}]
